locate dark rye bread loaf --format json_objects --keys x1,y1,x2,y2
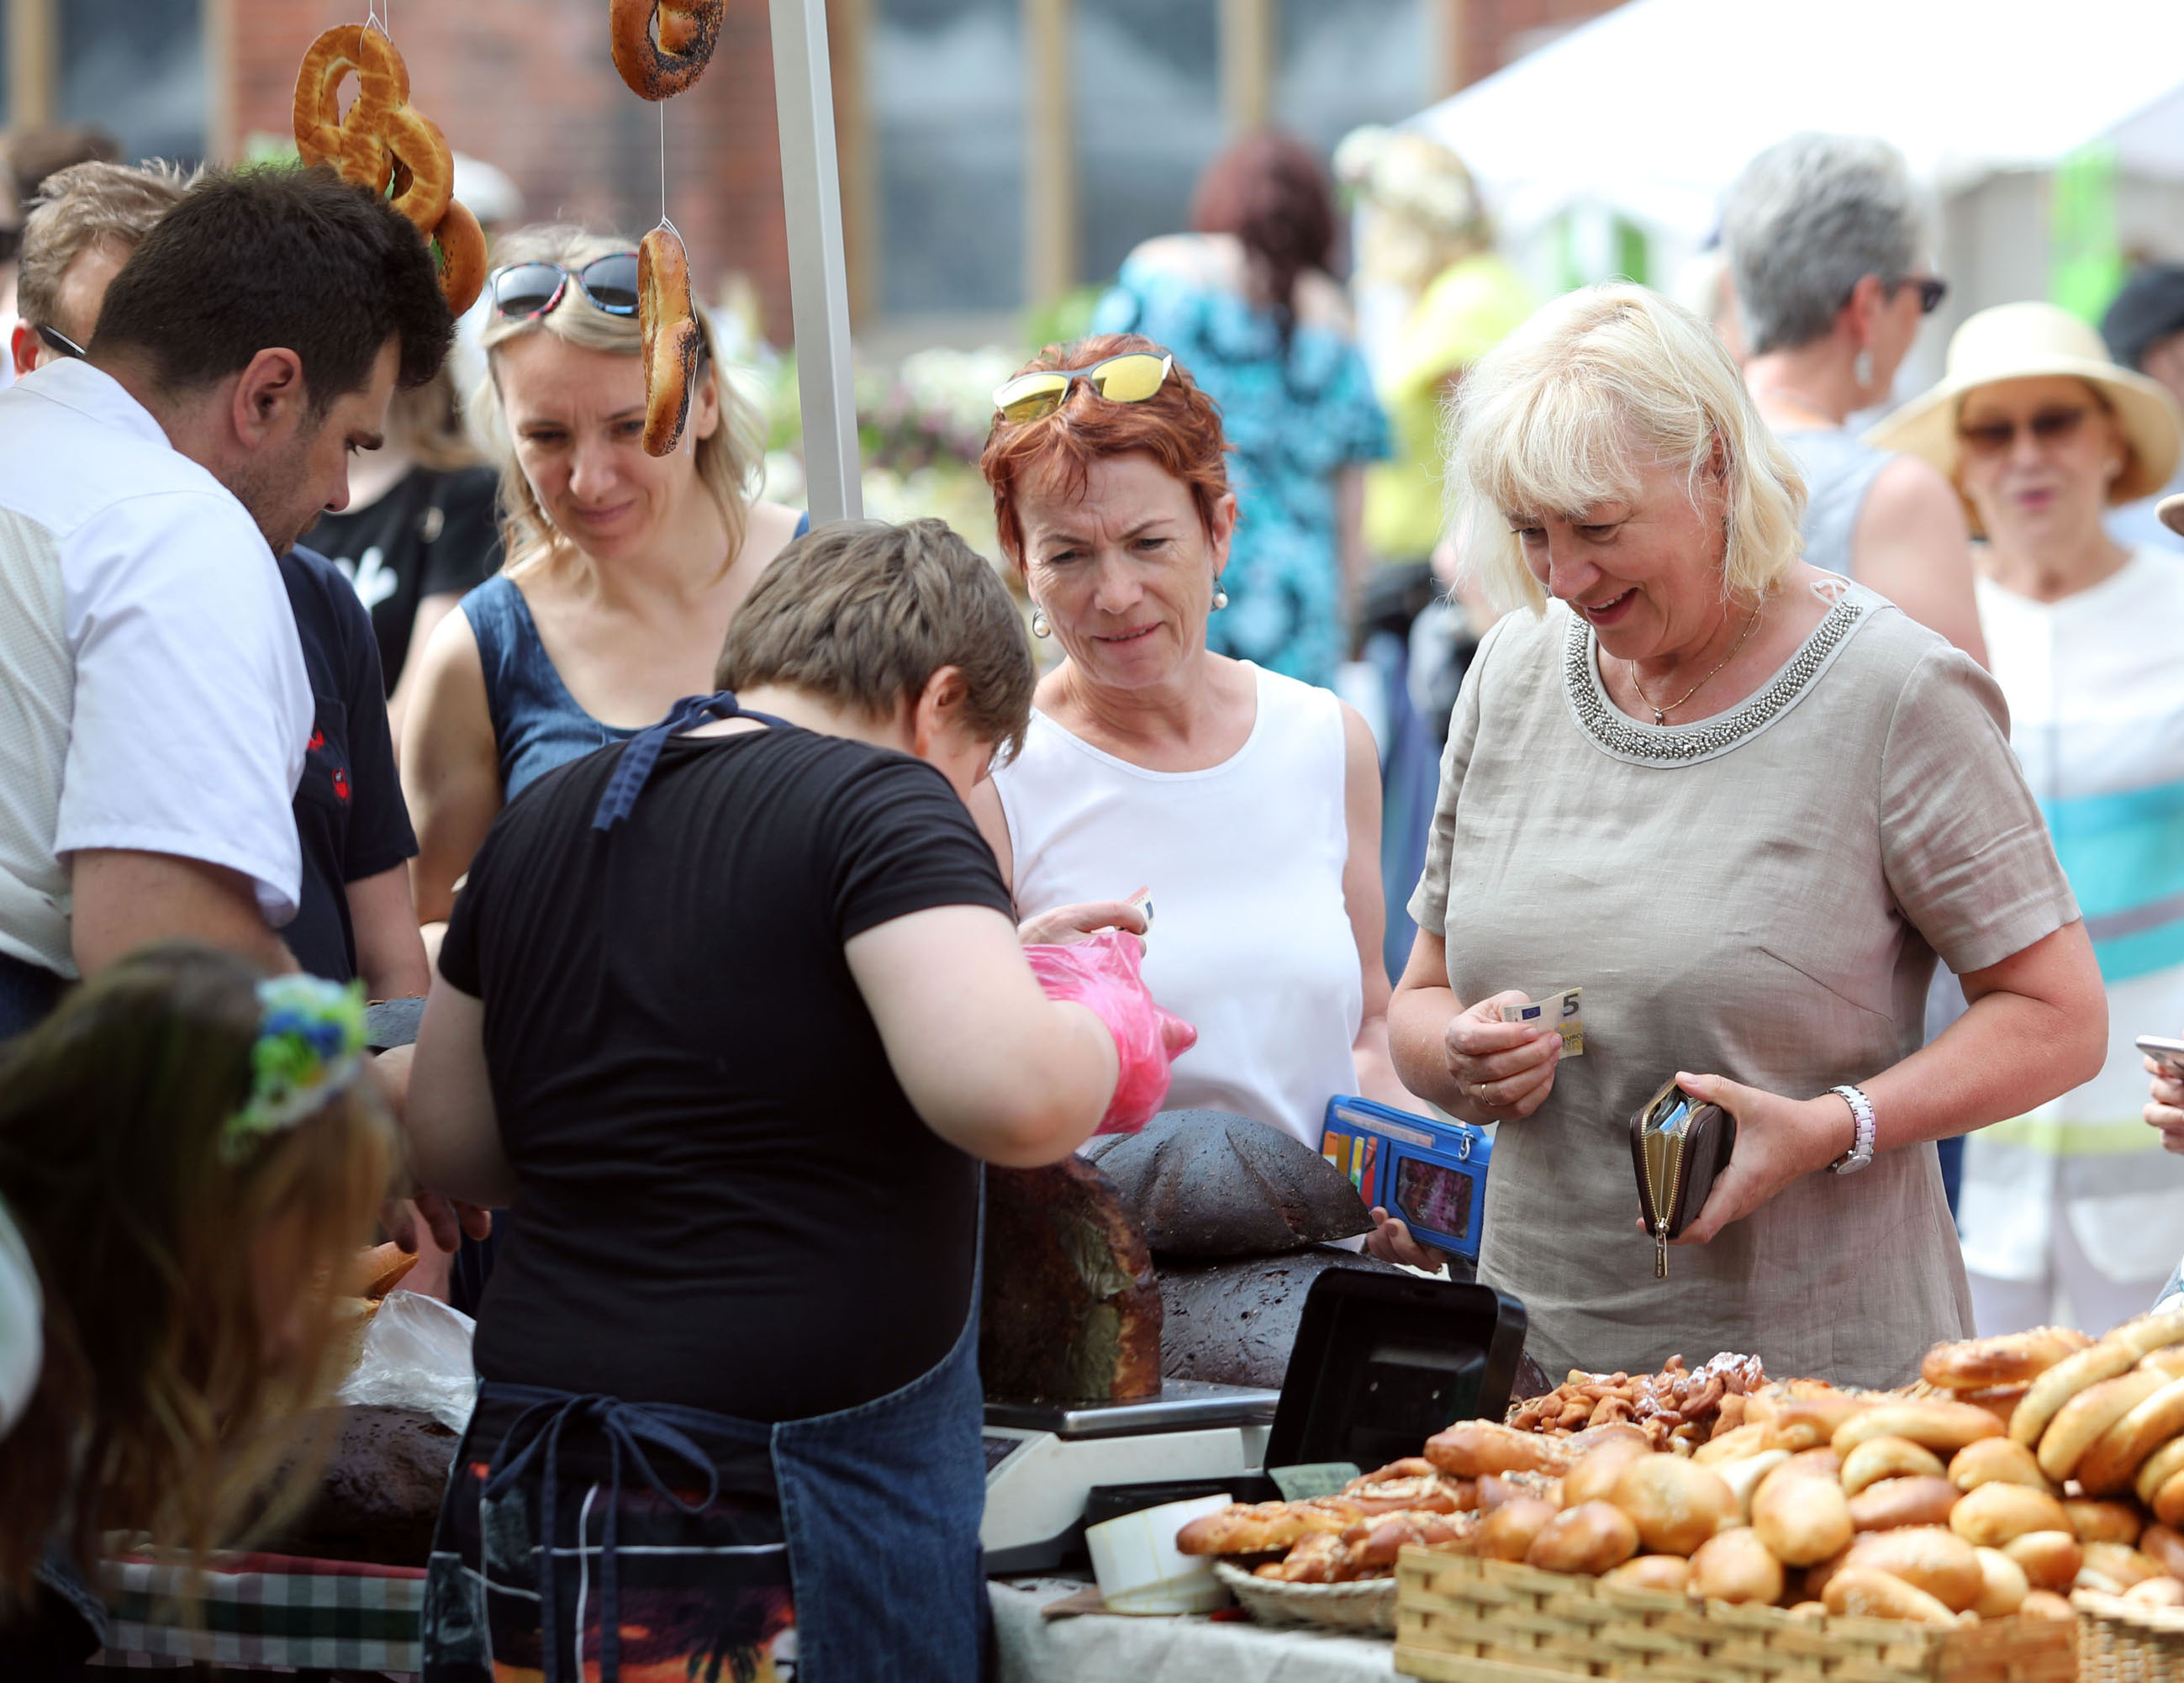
[
  {"x1": 981, "y1": 1156, "x2": 1163, "y2": 1403},
  {"x1": 1081, "y1": 1111, "x2": 1374, "y2": 1258},
  {"x1": 255, "y1": 1405, "x2": 457, "y2": 1566},
  {"x1": 1157, "y1": 1245, "x2": 1404, "y2": 1389}
]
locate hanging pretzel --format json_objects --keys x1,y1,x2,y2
[
  {"x1": 639, "y1": 225, "x2": 704, "y2": 456},
  {"x1": 432, "y1": 199, "x2": 488, "y2": 317},
  {"x1": 292, "y1": 24, "x2": 453, "y2": 236},
  {"x1": 610, "y1": 0, "x2": 725, "y2": 100}
]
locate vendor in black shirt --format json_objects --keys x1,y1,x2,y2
[
  {"x1": 407, "y1": 519, "x2": 1186, "y2": 1683},
  {"x1": 302, "y1": 367, "x2": 500, "y2": 743}
]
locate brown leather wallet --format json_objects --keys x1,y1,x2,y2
[{"x1": 1628, "y1": 1077, "x2": 1737, "y2": 1279}]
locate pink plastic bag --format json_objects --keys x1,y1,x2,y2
[{"x1": 1023, "y1": 931, "x2": 1198, "y2": 1135}]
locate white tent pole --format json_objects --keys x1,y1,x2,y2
[{"x1": 769, "y1": 0, "x2": 863, "y2": 525}]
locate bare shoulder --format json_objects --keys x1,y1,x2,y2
[
  {"x1": 1860, "y1": 452, "x2": 1970, "y2": 536},
  {"x1": 404, "y1": 600, "x2": 493, "y2": 762},
  {"x1": 1291, "y1": 269, "x2": 1358, "y2": 337},
  {"x1": 744, "y1": 500, "x2": 808, "y2": 568}
]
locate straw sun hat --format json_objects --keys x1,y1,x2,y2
[{"x1": 1866, "y1": 301, "x2": 2184, "y2": 532}]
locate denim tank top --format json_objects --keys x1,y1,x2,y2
[
  {"x1": 1781, "y1": 428, "x2": 1896, "y2": 581},
  {"x1": 461, "y1": 516, "x2": 809, "y2": 801}
]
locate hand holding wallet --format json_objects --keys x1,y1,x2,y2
[{"x1": 1629, "y1": 1076, "x2": 1738, "y2": 1279}]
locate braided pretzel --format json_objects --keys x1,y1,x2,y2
[
  {"x1": 293, "y1": 25, "x2": 409, "y2": 193},
  {"x1": 639, "y1": 225, "x2": 704, "y2": 457},
  {"x1": 610, "y1": 0, "x2": 725, "y2": 100}
]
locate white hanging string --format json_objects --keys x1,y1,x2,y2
[
  {"x1": 658, "y1": 101, "x2": 668, "y2": 225},
  {"x1": 366, "y1": 0, "x2": 388, "y2": 36}
]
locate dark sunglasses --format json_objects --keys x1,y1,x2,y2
[
  {"x1": 1958, "y1": 405, "x2": 2092, "y2": 458},
  {"x1": 1898, "y1": 275, "x2": 1949, "y2": 314},
  {"x1": 35, "y1": 324, "x2": 86, "y2": 361},
  {"x1": 488, "y1": 253, "x2": 641, "y2": 320}
]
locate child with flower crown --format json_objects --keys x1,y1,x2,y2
[{"x1": 0, "y1": 944, "x2": 395, "y2": 1671}]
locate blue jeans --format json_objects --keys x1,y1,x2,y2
[{"x1": 0, "y1": 950, "x2": 63, "y2": 1042}]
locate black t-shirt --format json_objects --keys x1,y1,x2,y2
[
  {"x1": 278, "y1": 547, "x2": 420, "y2": 984},
  {"x1": 437, "y1": 726, "x2": 1016, "y2": 1422},
  {"x1": 303, "y1": 464, "x2": 502, "y2": 691}
]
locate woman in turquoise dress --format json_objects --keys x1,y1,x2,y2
[{"x1": 1091, "y1": 133, "x2": 1389, "y2": 689}]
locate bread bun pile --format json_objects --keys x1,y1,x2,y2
[{"x1": 1177, "y1": 1318, "x2": 2184, "y2": 1617}]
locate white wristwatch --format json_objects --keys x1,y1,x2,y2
[{"x1": 1828, "y1": 1084, "x2": 1876, "y2": 1174}]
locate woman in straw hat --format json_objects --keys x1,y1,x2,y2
[{"x1": 1871, "y1": 299, "x2": 2184, "y2": 1336}]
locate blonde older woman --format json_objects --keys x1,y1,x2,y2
[
  {"x1": 402, "y1": 227, "x2": 805, "y2": 926},
  {"x1": 1388, "y1": 285, "x2": 2104, "y2": 1385},
  {"x1": 1872, "y1": 302, "x2": 2184, "y2": 1335}
]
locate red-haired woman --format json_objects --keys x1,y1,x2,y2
[{"x1": 973, "y1": 334, "x2": 1438, "y2": 1268}]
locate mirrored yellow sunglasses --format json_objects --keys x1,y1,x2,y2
[{"x1": 992, "y1": 352, "x2": 1175, "y2": 424}]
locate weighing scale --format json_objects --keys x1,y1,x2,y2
[{"x1": 980, "y1": 1271, "x2": 1529, "y2": 1575}]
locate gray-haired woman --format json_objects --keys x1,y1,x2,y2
[
  {"x1": 1386, "y1": 285, "x2": 2103, "y2": 1386},
  {"x1": 1721, "y1": 133, "x2": 1986, "y2": 663}
]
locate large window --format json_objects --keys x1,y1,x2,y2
[
  {"x1": 873, "y1": 0, "x2": 1026, "y2": 316},
  {"x1": 1071, "y1": 0, "x2": 1220, "y2": 288},
  {"x1": 60, "y1": 0, "x2": 204, "y2": 166},
  {"x1": 1276, "y1": 0, "x2": 1427, "y2": 157}
]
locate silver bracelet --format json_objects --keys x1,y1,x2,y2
[{"x1": 1828, "y1": 1083, "x2": 1875, "y2": 1175}]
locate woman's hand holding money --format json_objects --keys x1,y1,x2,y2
[
  {"x1": 1441, "y1": 989, "x2": 1562, "y2": 1124},
  {"x1": 1661, "y1": 1072, "x2": 1856, "y2": 1244}
]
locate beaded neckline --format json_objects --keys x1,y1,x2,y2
[{"x1": 1561, "y1": 587, "x2": 1870, "y2": 768}]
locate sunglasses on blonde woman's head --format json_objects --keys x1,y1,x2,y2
[
  {"x1": 992, "y1": 352, "x2": 1174, "y2": 423},
  {"x1": 1957, "y1": 406, "x2": 2092, "y2": 458},
  {"x1": 488, "y1": 253, "x2": 642, "y2": 320}
]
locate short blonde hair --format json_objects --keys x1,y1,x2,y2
[
  {"x1": 1448, "y1": 283, "x2": 1807, "y2": 615},
  {"x1": 17, "y1": 159, "x2": 195, "y2": 332},
  {"x1": 472, "y1": 224, "x2": 764, "y2": 581}
]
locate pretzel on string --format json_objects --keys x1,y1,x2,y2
[
  {"x1": 610, "y1": 0, "x2": 725, "y2": 101},
  {"x1": 291, "y1": 23, "x2": 473, "y2": 312},
  {"x1": 639, "y1": 222, "x2": 704, "y2": 456}
]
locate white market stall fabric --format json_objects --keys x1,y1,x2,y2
[{"x1": 1410, "y1": 0, "x2": 2184, "y2": 336}]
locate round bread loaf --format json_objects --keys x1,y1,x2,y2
[
  {"x1": 2065, "y1": 1500, "x2": 2144, "y2": 1545},
  {"x1": 1823, "y1": 1568, "x2": 1960, "y2": 1624},
  {"x1": 1602, "y1": 1554, "x2": 1690, "y2": 1593},
  {"x1": 1848, "y1": 1476, "x2": 1960, "y2": 1533},
  {"x1": 1526, "y1": 1501, "x2": 1639, "y2": 1575},
  {"x1": 1970, "y1": 1547, "x2": 2028, "y2": 1618},
  {"x1": 1478, "y1": 1498, "x2": 1560, "y2": 1563},
  {"x1": 1948, "y1": 1437, "x2": 2054, "y2": 1496},
  {"x1": 1688, "y1": 1527, "x2": 1784, "y2": 1605},
  {"x1": 1610, "y1": 1456, "x2": 1737, "y2": 1557},
  {"x1": 1949, "y1": 1480, "x2": 2072, "y2": 1548},
  {"x1": 2000, "y1": 1529, "x2": 2082, "y2": 1591},
  {"x1": 1751, "y1": 1466, "x2": 1853, "y2": 1567},
  {"x1": 1842, "y1": 1525, "x2": 1983, "y2": 1612}
]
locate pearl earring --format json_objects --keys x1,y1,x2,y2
[
  {"x1": 1031, "y1": 605, "x2": 1051, "y2": 638},
  {"x1": 1212, "y1": 587, "x2": 1230, "y2": 610},
  {"x1": 1853, "y1": 347, "x2": 1875, "y2": 388}
]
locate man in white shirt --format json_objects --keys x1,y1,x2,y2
[{"x1": 0, "y1": 165, "x2": 454, "y2": 1035}]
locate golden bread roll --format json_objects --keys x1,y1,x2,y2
[
  {"x1": 1341, "y1": 1509, "x2": 1469, "y2": 1571},
  {"x1": 2140, "y1": 1438, "x2": 2184, "y2": 1506},
  {"x1": 1751, "y1": 1464, "x2": 1854, "y2": 1567},
  {"x1": 2018, "y1": 1588, "x2": 2076, "y2": 1619},
  {"x1": 2142, "y1": 1522, "x2": 2184, "y2": 1580},
  {"x1": 1610, "y1": 1455, "x2": 1737, "y2": 1557},
  {"x1": 1786, "y1": 1599, "x2": 1828, "y2": 1619},
  {"x1": 1525, "y1": 1501, "x2": 1640, "y2": 1575},
  {"x1": 1947, "y1": 1437, "x2": 2054, "y2": 1496},
  {"x1": 2010, "y1": 1337, "x2": 2138, "y2": 1446},
  {"x1": 1781, "y1": 1447, "x2": 1844, "y2": 1482},
  {"x1": 1840, "y1": 1435, "x2": 1946, "y2": 1496},
  {"x1": 1715, "y1": 1451, "x2": 1791, "y2": 1523},
  {"x1": 1948, "y1": 1480, "x2": 2073, "y2": 1548},
  {"x1": 2066, "y1": 1500, "x2": 2144, "y2": 1546},
  {"x1": 1688, "y1": 1527, "x2": 1785, "y2": 1605},
  {"x1": 1602, "y1": 1554, "x2": 1690, "y2": 1594},
  {"x1": 2156, "y1": 1469, "x2": 2184, "y2": 1529},
  {"x1": 1564, "y1": 1421, "x2": 1651, "y2": 1458},
  {"x1": 1956, "y1": 1386, "x2": 2028, "y2": 1431},
  {"x1": 1477, "y1": 1497, "x2": 1561, "y2": 1562},
  {"x1": 2083, "y1": 1540, "x2": 2166, "y2": 1590},
  {"x1": 1427, "y1": 1421, "x2": 1571, "y2": 1480},
  {"x1": 1999, "y1": 1529, "x2": 2082, "y2": 1591},
  {"x1": 1920, "y1": 1327, "x2": 2091, "y2": 1391},
  {"x1": 2037, "y1": 1369, "x2": 2167, "y2": 1481},
  {"x1": 2076, "y1": 1375, "x2": 2184, "y2": 1496},
  {"x1": 1802, "y1": 1547, "x2": 1852, "y2": 1603},
  {"x1": 1477, "y1": 1471, "x2": 1563, "y2": 1513},
  {"x1": 1823, "y1": 1568, "x2": 1960, "y2": 1624},
  {"x1": 1763, "y1": 1396, "x2": 1869, "y2": 1453},
  {"x1": 1848, "y1": 1476, "x2": 1960, "y2": 1533},
  {"x1": 1841, "y1": 1526, "x2": 1984, "y2": 1612},
  {"x1": 1832, "y1": 1401, "x2": 2004, "y2": 1458},
  {"x1": 1970, "y1": 1547, "x2": 2028, "y2": 1618},
  {"x1": 2129, "y1": 1575, "x2": 2184, "y2": 1606},
  {"x1": 1564, "y1": 1436, "x2": 1655, "y2": 1508},
  {"x1": 1691, "y1": 1424, "x2": 1769, "y2": 1467}
]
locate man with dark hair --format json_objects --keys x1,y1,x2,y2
[
  {"x1": 2102, "y1": 264, "x2": 2184, "y2": 554},
  {"x1": 0, "y1": 164, "x2": 452, "y2": 1036}
]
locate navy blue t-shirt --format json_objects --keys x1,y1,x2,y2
[{"x1": 278, "y1": 546, "x2": 419, "y2": 984}]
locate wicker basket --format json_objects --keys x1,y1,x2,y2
[
  {"x1": 2075, "y1": 1587, "x2": 2184, "y2": 1683},
  {"x1": 1393, "y1": 1551, "x2": 2078, "y2": 1683},
  {"x1": 1212, "y1": 1561, "x2": 1399, "y2": 1633}
]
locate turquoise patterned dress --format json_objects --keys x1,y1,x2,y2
[{"x1": 1092, "y1": 240, "x2": 1390, "y2": 689}]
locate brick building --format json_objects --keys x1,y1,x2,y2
[{"x1": 4, "y1": 0, "x2": 1617, "y2": 343}]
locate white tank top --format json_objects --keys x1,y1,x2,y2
[{"x1": 995, "y1": 663, "x2": 1363, "y2": 1146}]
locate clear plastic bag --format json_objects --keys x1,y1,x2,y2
[
  {"x1": 335, "y1": 1288, "x2": 477, "y2": 1433},
  {"x1": 1024, "y1": 930, "x2": 1197, "y2": 1136}
]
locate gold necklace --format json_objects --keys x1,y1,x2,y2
[{"x1": 1628, "y1": 605, "x2": 1762, "y2": 725}]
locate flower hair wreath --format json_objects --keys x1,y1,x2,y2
[{"x1": 219, "y1": 975, "x2": 371, "y2": 1164}]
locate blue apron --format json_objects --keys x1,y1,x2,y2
[{"x1": 424, "y1": 694, "x2": 991, "y2": 1683}]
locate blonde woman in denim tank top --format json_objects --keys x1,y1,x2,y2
[{"x1": 400, "y1": 226, "x2": 806, "y2": 937}]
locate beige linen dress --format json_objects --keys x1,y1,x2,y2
[{"x1": 1410, "y1": 580, "x2": 2079, "y2": 1388}]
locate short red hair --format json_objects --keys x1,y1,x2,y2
[{"x1": 980, "y1": 333, "x2": 1233, "y2": 568}]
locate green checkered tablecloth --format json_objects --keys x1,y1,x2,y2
[{"x1": 91, "y1": 1550, "x2": 424, "y2": 1675}]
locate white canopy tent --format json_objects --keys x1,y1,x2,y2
[{"x1": 1411, "y1": 0, "x2": 2184, "y2": 340}]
